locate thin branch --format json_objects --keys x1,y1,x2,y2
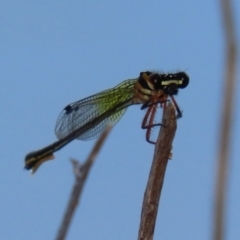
[
  {"x1": 138, "y1": 103, "x2": 177, "y2": 240},
  {"x1": 214, "y1": 0, "x2": 238, "y2": 239},
  {"x1": 55, "y1": 125, "x2": 112, "y2": 240}
]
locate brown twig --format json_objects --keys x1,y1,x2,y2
[
  {"x1": 214, "y1": 1, "x2": 238, "y2": 240},
  {"x1": 55, "y1": 125, "x2": 112, "y2": 240},
  {"x1": 138, "y1": 103, "x2": 177, "y2": 240}
]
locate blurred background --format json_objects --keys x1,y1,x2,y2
[{"x1": 0, "y1": 1, "x2": 239, "y2": 239}]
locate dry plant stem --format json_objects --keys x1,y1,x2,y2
[
  {"x1": 138, "y1": 103, "x2": 177, "y2": 240},
  {"x1": 55, "y1": 125, "x2": 112, "y2": 240},
  {"x1": 214, "y1": 1, "x2": 238, "y2": 240}
]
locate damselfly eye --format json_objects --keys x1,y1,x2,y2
[{"x1": 176, "y1": 72, "x2": 189, "y2": 88}]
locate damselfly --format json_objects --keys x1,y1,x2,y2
[{"x1": 25, "y1": 71, "x2": 189, "y2": 173}]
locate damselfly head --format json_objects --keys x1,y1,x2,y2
[
  {"x1": 156, "y1": 72, "x2": 189, "y2": 89},
  {"x1": 138, "y1": 71, "x2": 189, "y2": 94},
  {"x1": 160, "y1": 72, "x2": 189, "y2": 95}
]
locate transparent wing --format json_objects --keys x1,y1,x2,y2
[{"x1": 55, "y1": 78, "x2": 137, "y2": 141}]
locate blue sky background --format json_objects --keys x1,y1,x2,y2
[{"x1": 0, "y1": 1, "x2": 240, "y2": 240}]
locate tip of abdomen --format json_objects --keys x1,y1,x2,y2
[{"x1": 25, "y1": 151, "x2": 55, "y2": 174}]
